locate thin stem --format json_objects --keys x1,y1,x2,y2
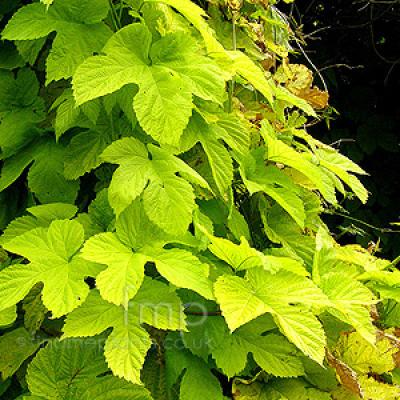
[
  {"x1": 294, "y1": 37, "x2": 328, "y2": 92},
  {"x1": 108, "y1": 0, "x2": 121, "y2": 30},
  {"x1": 303, "y1": 25, "x2": 332, "y2": 39},
  {"x1": 185, "y1": 311, "x2": 222, "y2": 316},
  {"x1": 327, "y1": 210, "x2": 400, "y2": 234},
  {"x1": 184, "y1": 304, "x2": 222, "y2": 316},
  {"x1": 388, "y1": 255, "x2": 400, "y2": 269},
  {"x1": 368, "y1": 0, "x2": 400, "y2": 4},
  {"x1": 384, "y1": 300, "x2": 397, "y2": 317},
  {"x1": 109, "y1": 112, "x2": 115, "y2": 138},
  {"x1": 119, "y1": 1, "x2": 124, "y2": 21},
  {"x1": 319, "y1": 63, "x2": 364, "y2": 73}
]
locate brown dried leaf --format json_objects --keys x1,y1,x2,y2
[
  {"x1": 297, "y1": 87, "x2": 329, "y2": 109},
  {"x1": 275, "y1": 62, "x2": 329, "y2": 109},
  {"x1": 326, "y1": 350, "x2": 364, "y2": 398}
]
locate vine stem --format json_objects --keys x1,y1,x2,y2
[
  {"x1": 118, "y1": 0, "x2": 124, "y2": 21},
  {"x1": 227, "y1": 11, "x2": 238, "y2": 113},
  {"x1": 184, "y1": 304, "x2": 222, "y2": 316},
  {"x1": 327, "y1": 210, "x2": 400, "y2": 234},
  {"x1": 185, "y1": 311, "x2": 222, "y2": 316},
  {"x1": 108, "y1": 0, "x2": 121, "y2": 30},
  {"x1": 388, "y1": 255, "x2": 400, "y2": 268}
]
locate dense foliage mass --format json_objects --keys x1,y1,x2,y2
[{"x1": 0, "y1": 0, "x2": 399, "y2": 399}]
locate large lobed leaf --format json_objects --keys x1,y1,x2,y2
[
  {"x1": 214, "y1": 268, "x2": 329, "y2": 364},
  {"x1": 2, "y1": 0, "x2": 112, "y2": 83},
  {"x1": 63, "y1": 281, "x2": 186, "y2": 384},
  {"x1": 73, "y1": 24, "x2": 225, "y2": 146},
  {"x1": 0, "y1": 220, "x2": 97, "y2": 317}
]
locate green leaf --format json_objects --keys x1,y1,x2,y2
[
  {"x1": 145, "y1": 247, "x2": 214, "y2": 300},
  {"x1": 144, "y1": 0, "x2": 225, "y2": 55},
  {"x1": 0, "y1": 203, "x2": 77, "y2": 245},
  {"x1": 316, "y1": 148, "x2": 369, "y2": 204},
  {"x1": 115, "y1": 200, "x2": 166, "y2": 251},
  {"x1": 0, "y1": 328, "x2": 43, "y2": 379},
  {"x1": 247, "y1": 333, "x2": 305, "y2": 378},
  {"x1": 273, "y1": 306, "x2": 326, "y2": 367},
  {"x1": 145, "y1": 0, "x2": 287, "y2": 108},
  {"x1": 104, "y1": 321, "x2": 152, "y2": 384},
  {"x1": 214, "y1": 268, "x2": 328, "y2": 363},
  {"x1": 63, "y1": 279, "x2": 185, "y2": 337},
  {"x1": 74, "y1": 23, "x2": 224, "y2": 146},
  {"x1": 226, "y1": 50, "x2": 274, "y2": 104},
  {"x1": 134, "y1": 67, "x2": 193, "y2": 147},
  {"x1": 197, "y1": 120, "x2": 233, "y2": 196},
  {"x1": 101, "y1": 137, "x2": 151, "y2": 215},
  {"x1": 27, "y1": 140, "x2": 80, "y2": 203},
  {"x1": 358, "y1": 376, "x2": 400, "y2": 400},
  {"x1": 227, "y1": 207, "x2": 252, "y2": 243},
  {"x1": 320, "y1": 272, "x2": 376, "y2": 344},
  {"x1": 206, "y1": 234, "x2": 268, "y2": 271},
  {"x1": 149, "y1": 32, "x2": 225, "y2": 104},
  {"x1": 73, "y1": 23, "x2": 152, "y2": 105},
  {"x1": 0, "y1": 69, "x2": 45, "y2": 158},
  {"x1": 0, "y1": 108, "x2": 42, "y2": 160},
  {"x1": 82, "y1": 197, "x2": 212, "y2": 303},
  {"x1": 241, "y1": 151, "x2": 306, "y2": 228},
  {"x1": 102, "y1": 138, "x2": 198, "y2": 234},
  {"x1": 262, "y1": 127, "x2": 336, "y2": 204},
  {"x1": 3, "y1": 0, "x2": 112, "y2": 83},
  {"x1": 2, "y1": 4, "x2": 54, "y2": 40},
  {"x1": 51, "y1": 89, "x2": 100, "y2": 141},
  {"x1": 129, "y1": 278, "x2": 186, "y2": 331},
  {"x1": 214, "y1": 275, "x2": 270, "y2": 331},
  {"x1": 260, "y1": 201, "x2": 316, "y2": 266},
  {"x1": 0, "y1": 220, "x2": 94, "y2": 317},
  {"x1": 15, "y1": 38, "x2": 47, "y2": 65},
  {"x1": 264, "y1": 254, "x2": 309, "y2": 277},
  {"x1": 63, "y1": 287, "x2": 187, "y2": 384},
  {"x1": 191, "y1": 316, "x2": 304, "y2": 378},
  {"x1": 165, "y1": 336, "x2": 224, "y2": 400},
  {"x1": 142, "y1": 174, "x2": 195, "y2": 235},
  {"x1": 232, "y1": 378, "x2": 332, "y2": 400},
  {"x1": 23, "y1": 284, "x2": 47, "y2": 333},
  {"x1": 0, "y1": 41, "x2": 24, "y2": 70},
  {"x1": 260, "y1": 185, "x2": 306, "y2": 229},
  {"x1": 0, "y1": 305, "x2": 16, "y2": 327},
  {"x1": 0, "y1": 139, "x2": 38, "y2": 190},
  {"x1": 374, "y1": 285, "x2": 400, "y2": 303},
  {"x1": 216, "y1": 112, "x2": 251, "y2": 158},
  {"x1": 81, "y1": 232, "x2": 148, "y2": 307},
  {"x1": 63, "y1": 292, "x2": 151, "y2": 385},
  {"x1": 103, "y1": 85, "x2": 138, "y2": 126},
  {"x1": 179, "y1": 357, "x2": 224, "y2": 400},
  {"x1": 62, "y1": 291, "x2": 121, "y2": 339},
  {"x1": 26, "y1": 338, "x2": 109, "y2": 399},
  {"x1": 28, "y1": 203, "x2": 78, "y2": 221},
  {"x1": 81, "y1": 376, "x2": 152, "y2": 400},
  {"x1": 0, "y1": 138, "x2": 79, "y2": 204},
  {"x1": 336, "y1": 332, "x2": 396, "y2": 375},
  {"x1": 86, "y1": 189, "x2": 115, "y2": 233}
]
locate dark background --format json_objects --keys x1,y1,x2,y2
[{"x1": 282, "y1": 0, "x2": 400, "y2": 259}]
